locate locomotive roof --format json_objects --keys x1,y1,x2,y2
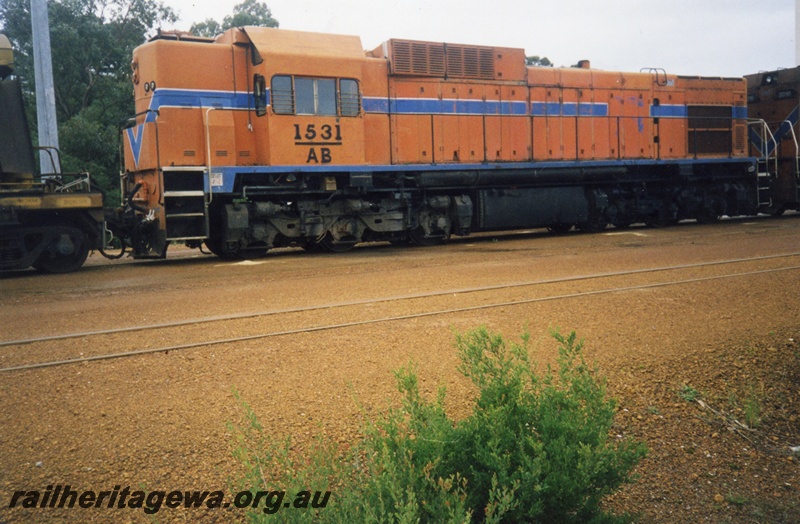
[
  {"x1": 744, "y1": 66, "x2": 800, "y2": 88},
  {"x1": 222, "y1": 26, "x2": 366, "y2": 60}
]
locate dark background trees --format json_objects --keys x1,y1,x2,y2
[
  {"x1": 191, "y1": 0, "x2": 278, "y2": 37},
  {"x1": 526, "y1": 55, "x2": 552, "y2": 67}
]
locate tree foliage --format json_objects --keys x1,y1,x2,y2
[
  {"x1": 1, "y1": 0, "x2": 177, "y2": 120},
  {"x1": 526, "y1": 55, "x2": 552, "y2": 67},
  {"x1": 190, "y1": 0, "x2": 278, "y2": 38},
  {"x1": 189, "y1": 18, "x2": 222, "y2": 38}
]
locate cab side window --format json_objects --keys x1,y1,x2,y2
[
  {"x1": 271, "y1": 75, "x2": 295, "y2": 114},
  {"x1": 253, "y1": 74, "x2": 267, "y2": 116},
  {"x1": 270, "y1": 75, "x2": 360, "y2": 117},
  {"x1": 296, "y1": 77, "x2": 336, "y2": 116},
  {"x1": 339, "y1": 79, "x2": 360, "y2": 116},
  {"x1": 295, "y1": 77, "x2": 315, "y2": 115}
]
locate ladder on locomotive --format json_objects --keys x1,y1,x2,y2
[
  {"x1": 787, "y1": 119, "x2": 800, "y2": 205},
  {"x1": 748, "y1": 117, "x2": 800, "y2": 209},
  {"x1": 749, "y1": 120, "x2": 777, "y2": 208},
  {"x1": 161, "y1": 166, "x2": 210, "y2": 242}
]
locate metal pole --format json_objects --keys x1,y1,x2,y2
[{"x1": 31, "y1": 0, "x2": 59, "y2": 175}]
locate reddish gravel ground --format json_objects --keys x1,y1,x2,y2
[{"x1": 1, "y1": 216, "x2": 799, "y2": 523}]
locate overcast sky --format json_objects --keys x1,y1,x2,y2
[{"x1": 167, "y1": 0, "x2": 795, "y2": 78}]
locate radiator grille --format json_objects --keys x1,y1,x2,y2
[
  {"x1": 446, "y1": 45, "x2": 494, "y2": 79},
  {"x1": 389, "y1": 40, "x2": 494, "y2": 79},
  {"x1": 687, "y1": 105, "x2": 733, "y2": 155},
  {"x1": 734, "y1": 126, "x2": 746, "y2": 151},
  {"x1": 391, "y1": 41, "x2": 445, "y2": 77}
]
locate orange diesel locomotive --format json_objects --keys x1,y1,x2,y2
[{"x1": 118, "y1": 27, "x2": 755, "y2": 259}]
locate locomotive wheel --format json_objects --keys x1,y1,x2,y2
[
  {"x1": 547, "y1": 224, "x2": 572, "y2": 234},
  {"x1": 695, "y1": 208, "x2": 720, "y2": 224},
  {"x1": 577, "y1": 217, "x2": 607, "y2": 233},
  {"x1": 204, "y1": 238, "x2": 238, "y2": 259},
  {"x1": 648, "y1": 217, "x2": 679, "y2": 228},
  {"x1": 301, "y1": 239, "x2": 323, "y2": 252},
  {"x1": 408, "y1": 227, "x2": 446, "y2": 246},
  {"x1": 388, "y1": 233, "x2": 410, "y2": 246},
  {"x1": 645, "y1": 208, "x2": 672, "y2": 228},
  {"x1": 32, "y1": 226, "x2": 90, "y2": 274},
  {"x1": 769, "y1": 205, "x2": 786, "y2": 217},
  {"x1": 319, "y1": 233, "x2": 356, "y2": 253},
  {"x1": 236, "y1": 244, "x2": 269, "y2": 259},
  {"x1": 204, "y1": 239, "x2": 268, "y2": 259}
]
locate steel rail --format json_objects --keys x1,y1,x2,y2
[
  {"x1": 2, "y1": 252, "x2": 800, "y2": 348},
  {"x1": 2, "y1": 263, "x2": 799, "y2": 373}
]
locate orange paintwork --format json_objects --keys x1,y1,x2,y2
[{"x1": 123, "y1": 27, "x2": 748, "y2": 181}]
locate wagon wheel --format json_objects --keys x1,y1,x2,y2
[{"x1": 32, "y1": 226, "x2": 90, "y2": 274}]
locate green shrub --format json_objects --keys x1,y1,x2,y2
[
  {"x1": 230, "y1": 328, "x2": 646, "y2": 523},
  {"x1": 440, "y1": 328, "x2": 647, "y2": 523},
  {"x1": 678, "y1": 384, "x2": 700, "y2": 402}
]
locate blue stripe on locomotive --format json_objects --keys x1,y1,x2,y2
[
  {"x1": 135, "y1": 88, "x2": 743, "y2": 121},
  {"x1": 127, "y1": 88, "x2": 751, "y2": 183}
]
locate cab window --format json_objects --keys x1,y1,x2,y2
[
  {"x1": 296, "y1": 77, "x2": 336, "y2": 116},
  {"x1": 271, "y1": 75, "x2": 294, "y2": 114},
  {"x1": 270, "y1": 75, "x2": 360, "y2": 116},
  {"x1": 339, "y1": 79, "x2": 360, "y2": 116}
]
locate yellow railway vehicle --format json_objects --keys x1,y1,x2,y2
[{"x1": 0, "y1": 34, "x2": 105, "y2": 273}]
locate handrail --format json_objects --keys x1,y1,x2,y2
[
  {"x1": 53, "y1": 172, "x2": 91, "y2": 193},
  {"x1": 203, "y1": 106, "x2": 220, "y2": 205},
  {"x1": 747, "y1": 119, "x2": 778, "y2": 175},
  {"x1": 34, "y1": 145, "x2": 63, "y2": 176},
  {"x1": 782, "y1": 118, "x2": 800, "y2": 181},
  {"x1": 118, "y1": 108, "x2": 161, "y2": 207},
  {"x1": 640, "y1": 67, "x2": 668, "y2": 87}
]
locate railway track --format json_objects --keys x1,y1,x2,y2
[{"x1": 2, "y1": 252, "x2": 800, "y2": 373}]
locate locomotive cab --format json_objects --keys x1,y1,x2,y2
[{"x1": 121, "y1": 28, "x2": 376, "y2": 257}]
